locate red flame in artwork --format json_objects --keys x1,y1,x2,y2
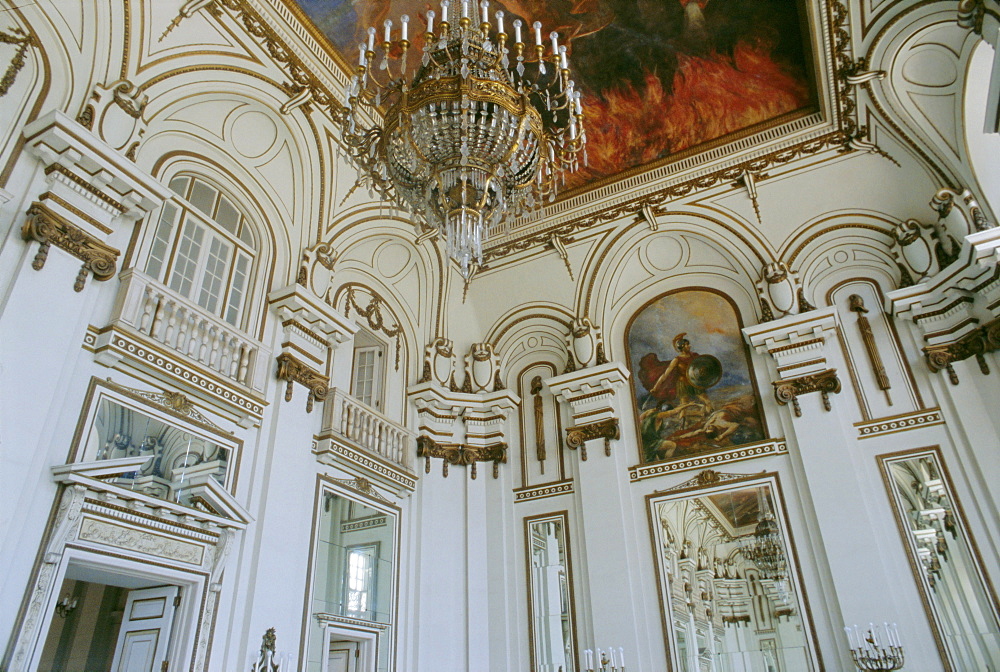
[{"x1": 575, "y1": 41, "x2": 810, "y2": 186}]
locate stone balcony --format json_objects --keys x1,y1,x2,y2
[
  {"x1": 314, "y1": 387, "x2": 417, "y2": 494},
  {"x1": 88, "y1": 268, "x2": 270, "y2": 425}
]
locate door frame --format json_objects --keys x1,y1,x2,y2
[
  {"x1": 317, "y1": 618, "x2": 384, "y2": 672},
  {"x1": 28, "y1": 546, "x2": 206, "y2": 672}
]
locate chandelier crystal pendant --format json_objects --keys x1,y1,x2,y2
[
  {"x1": 340, "y1": 0, "x2": 587, "y2": 278},
  {"x1": 739, "y1": 492, "x2": 788, "y2": 583}
]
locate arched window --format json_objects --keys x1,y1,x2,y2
[{"x1": 145, "y1": 175, "x2": 256, "y2": 327}]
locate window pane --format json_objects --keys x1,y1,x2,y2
[
  {"x1": 168, "y1": 176, "x2": 190, "y2": 197},
  {"x1": 197, "y1": 236, "x2": 232, "y2": 314},
  {"x1": 215, "y1": 197, "x2": 240, "y2": 234},
  {"x1": 225, "y1": 252, "x2": 250, "y2": 326},
  {"x1": 352, "y1": 349, "x2": 377, "y2": 406},
  {"x1": 189, "y1": 180, "x2": 218, "y2": 217},
  {"x1": 146, "y1": 202, "x2": 179, "y2": 280},
  {"x1": 168, "y1": 220, "x2": 205, "y2": 298}
]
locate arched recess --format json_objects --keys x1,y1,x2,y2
[
  {"x1": 138, "y1": 75, "x2": 325, "y2": 287},
  {"x1": 330, "y1": 280, "x2": 415, "y2": 423},
  {"x1": 865, "y1": 3, "x2": 993, "y2": 217},
  {"x1": 486, "y1": 302, "x2": 575, "y2": 380},
  {"x1": 324, "y1": 207, "x2": 445, "y2": 344},
  {"x1": 964, "y1": 41, "x2": 1000, "y2": 216},
  {"x1": 784, "y1": 212, "x2": 900, "y2": 308},
  {"x1": 579, "y1": 210, "x2": 768, "y2": 361}
]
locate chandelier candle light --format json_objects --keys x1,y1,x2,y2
[
  {"x1": 740, "y1": 491, "x2": 788, "y2": 583},
  {"x1": 341, "y1": 0, "x2": 587, "y2": 278},
  {"x1": 845, "y1": 623, "x2": 904, "y2": 671}
]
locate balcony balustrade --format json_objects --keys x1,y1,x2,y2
[{"x1": 319, "y1": 387, "x2": 415, "y2": 475}]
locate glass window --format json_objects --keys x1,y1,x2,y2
[
  {"x1": 145, "y1": 176, "x2": 256, "y2": 327},
  {"x1": 351, "y1": 345, "x2": 383, "y2": 409}
]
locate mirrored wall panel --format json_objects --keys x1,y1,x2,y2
[
  {"x1": 880, "y1": 448, "x2": 1000, "y2": 670},
  {"x1": 525, "y1": 512, "x2": 578, "y2": 672},
  {"x1": 647, "y1": 473, "x2": 819, "y2": 671},
  {"x1": 307, "y1": 489, "x2": 398, "y2": 672}
]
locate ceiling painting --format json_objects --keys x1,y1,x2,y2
[{"x1": 285, "y1": 0, "x2": 817, "y2": 193}]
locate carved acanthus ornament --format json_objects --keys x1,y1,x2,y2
[
  {"x1": 565, "y1": 418, "x2": 620, "y2": 461},
  {"x1": 0, "y1": 26, "x2": 35, "y2": 98},
  {"x1": 772, "y1": 369, "x2": 841, "y2": 417},
  {"x1": 76, "y1": 80, "x2": 148, "y2": 160},
  {"x1": 21, "y1": 202, "x2": 119, "y2": 291},
  {"x1": 923, "y1": 317, "x2": 1000, "y2": 384},
  {"x1": 416, "y1": 435, "x2": 507, "y2": 479},
  {"x1": 417, "y1": 337, "x2": 458, "y2": 390},
  {"x1": 275, "y1": 352, "x2": 329, "y2": 412}
]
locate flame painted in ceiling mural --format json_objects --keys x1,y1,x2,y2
[{"x1": 289, "y1": 0, "x2": 815, "y2": 191}]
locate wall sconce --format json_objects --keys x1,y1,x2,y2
[
  {"x1": 844, "y1": 623, "x2": 904, "y2": 671},
  {"x1": 54, "y1": 594, "x2": 78, "y2": 618},
  {"x1": 583, "y1": 647, "x2": 626, "y2": 671}
]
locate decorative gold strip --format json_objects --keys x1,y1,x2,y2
[
  {"x1": 629, "y1": 439, "x2": 788, "y2": 483},
  {"x1": 514, "y1": 480, "x2": 574, "y2": 502},
  {"x1": 39, "y1": 191, "x2": 113, "y2": 234},
  {"x1": 44, "y1": 164, "x2": 125, "y2": 212},
  {"x1": 856, "y1": 409, "x2": 944, "y2": 439},
  {"x1": 417, "y1": 435, "x2": 507, "y2": 480},
  {"x1": 21, "y1": 202, "x2": 119, "y2": 291}
]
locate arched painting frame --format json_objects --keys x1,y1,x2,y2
[{"x1": 624, "y1": 288, "x2": 767, "y2": 466}]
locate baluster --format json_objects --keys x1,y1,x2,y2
[
  {"x1": 375, "y1": 422, "x2": 384, "y2": 457},
  {"x1": 139, "y1": 286, "x2": 158, "y2": 333},
  {"x1": 163, "y1": 300, "x2": 178, "y2": 346},
  {"x1": 219, "y1": 335, "x2": 233, "y2": 377},
  {"x1": 363, "y1": 414, "x2": 372, "y2": 450},
  {"x1": 239, "y1": 346, "x2": 252, "y2": 384},
  {"x1": 208, "y1": 328, "x2": 222, "y2": 368},
  {"x1": 175, "y1": 306, "x2": 189, "y2": 351},
  {"x1": 340, "y1": 397, "x2": 351, "y2": 437},
  {"x1": 196, "y1": 321, "x2": 210, "y2": 361},
  {"x1": 150, "y1": 294, "x2": 165, "y2": 339},
  {"x1": 226, "y1": 337, "x2": 240, "y2": 379}
]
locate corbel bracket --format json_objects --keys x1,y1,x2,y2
[
  {"x1": 275, "y1": 352, "x2": 329, "y2": 412},
  {"x1": 923, "y1": 316, "x2": 1000, "y2": 384},
  {"x1": 416, "y1": 435, "x2": 507, "y2": 479},
  {"x1": 772, "y1": 369, "x2": 841, "y2": 417},
  {"x1": 565, "y1": 418, "x2": 620, "y2": 461},
  {"x1": 21, "y1": 202, "x2": 119, "y2": 291}
]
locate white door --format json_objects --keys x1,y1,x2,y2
[
  {"x1": 110, "y1": 585, "x2": 179, "y2": 672},
  {"x1": 329, "y1": 640, "x2": 361, "y2": 672}
]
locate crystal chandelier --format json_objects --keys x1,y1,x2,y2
[
  {"x1": 740, "y1": 493, "x2": 787, "y2": 582},
  {"x1": 340, "y1": 0, "x2": 587, "y2": 278}
]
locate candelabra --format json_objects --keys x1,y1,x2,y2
[
  {"x1": 341, "y1": 0, "x2": 587, "y2": 278},
  {"x1": 845, "y1": 623, "x2": 904, "y2": 671},
  {"x1": 582, "y1": 646, "x2": 627, "y2": 671},
  {"x1": 248, "y1": 628, "x2": 296, "y2": 672},
  {"x1": 54, "y1": 594, "x2": 78, "y2": 618}
]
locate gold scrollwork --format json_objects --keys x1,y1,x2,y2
[
  {"x1": 772, "y1": 369, "x2": 841, "y2": 417},
  {"x1": 416, "y1": 435, "x2": 507, "y2": 480},
  {"x1": 0, "y1": 26, "x2": 35, "y2": 98},
  {"x1": 21, "y1": 202, "x2": 120, "y2": 292},
  {"x1": 923, "y1": 317, "x2": 1000, "y2": 385},
  {"x1": 275, "y1": 352, "x2": 329, "y2": 413},
  {"x1": 342, "y1": 286, "x2": 403, "y2": 371},
  {"x1": 565, "y1": 418, "x2": 620, "y2": 461}
]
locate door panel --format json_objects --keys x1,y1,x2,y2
[{"x1": 111, "y1": 585, "x2": 179, "y2": 672}]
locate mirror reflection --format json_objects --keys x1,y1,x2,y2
[
  {"x1": 648, "y1": 478, "x2": 817, "y2": 671},
  {"x1": 527, "y1": 514, "x2": 577, "y2": 672},
  {"x1": 308, "y1": 491, "x2": 396, "y2": 672},
  {"x1": 882, "y1": 450, "x2": 1000, "y2": 670}
]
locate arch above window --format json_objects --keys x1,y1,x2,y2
[{"x1": 145, "y1": 175, "x2": 257, "y2": 328}]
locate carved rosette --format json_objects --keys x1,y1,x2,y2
[
  {"x1": 416, "y1": 435, "x2": 507, "y2": 479},
  {"x1": 923, "y1": 317, "x2": 1000, "y2": 384},
  {"x1": 275, "y1": 352, "x2": 329, "y2": 412},
  {"x1": 565, "y1": 418, "x2": 620, "y2": 461},
  {"x1": 772, "y1": 369, "x2": 841, "y2": 417},
  {"x1": 21, "y1": 202, "x2": 119, "y2": 291}
]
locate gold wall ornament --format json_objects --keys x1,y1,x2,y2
[
  {"x1": 772, "y1": 369, "x2": 841, "y2": 417},
  {"x1": 342, "y1": 286, "x2": 403, "y2": 371},
  {"x1": 565, "y1": 418, "x2": 619, "y2": 461},
  {"x1": 416, "y1": 435, "x2": 507, "y2": 480},
  {"x1": 275, "y1": 352, "x2": 329, "y2": 413},
  {"x1": 531, "y1": 376, "x2": 546, "y2": 471},
  {"x1": 21, "y1": 202, "x2": 119, "y2": 291},
  {"x1": 0, "y1": 26, "x2": 35, "y2": 98},
  {"x1": 923, "y1": 317, "x2": 1000, "y2": 384},
  {"x1": 848, "y1": 295, "x2": 893, "y2": 402}
]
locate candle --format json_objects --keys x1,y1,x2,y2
[
  {"x1": 367, "y1": 26, "x2": 376, "y2": 51},
  {"x1": 619, "y1": 648, "x2": 625, "y2": 668},
  {"x1": 513, "y1": 19, "x2": 522, "y2": 43},
  {"x1": 550, "y1": 31, "x2": 559, "y2": 53},
  {"x1": 584, "y1": 649, "x2": 592, "y2": 670},
  {"x1": 383, "y1": 19, "x2": 392, "y2": 43},
  {"x1": 844, "y1": 626, "x2": 855, "y2": 648},
  {"x1": 480, "y1": 1, "x2": 489, "y2": 23},
  {"x1": 575, "y1": 90, "x2": 583, "y2": 114},
  {"x1": 357, "y1": 44, "x2": 367, "y2": 67},
  {"x1": 559, "y1": 45, "x2": 568, "y2": 68},
  {"x1": 495, "y1": 10, "x2": 504, "y2": 34},
  {"x1": 401, "y1": 15, "x2": 409, "y2": 40},
  {"x1": 441, "y1": 0, "x2": 449, "y2": 23},
  {"x1": 869, "y1": 622, "x2": 877, "y2": 648},
  {"x1": 609, "y1": 648, "x2": 616, "y2": 667},
  {"x1": 461, "y1": 0, "x2": 469, "y2": 19},
  {"x1": 533, "y1": 21, "x2": 543, "y2": 46},
  {"x1": 426, "y1": 9, "x2": 435, "y2": 33}
]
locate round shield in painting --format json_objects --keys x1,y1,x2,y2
[{"x1": 688, "y1": 354, "x2": 723, "y2": 391}]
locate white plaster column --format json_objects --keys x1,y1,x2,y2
[{"x1": 745, "y1": 308, "x2": 945, "y2": 671}]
